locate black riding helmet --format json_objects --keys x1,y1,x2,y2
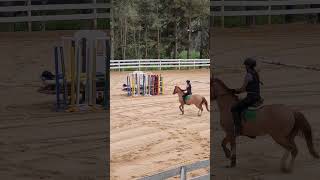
[
  {"x1": 186, "y1": 80, "x2": 190, "y2": 83},
  {"x1": 243, "y1": 58, "x2": 256, "y2": 68}
]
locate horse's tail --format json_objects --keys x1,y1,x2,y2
[
  {"x1": 294, "y1": 111, "x2": 319, "y2": 159},
  {"x1": 202, "y1": 97, "x2": 210, "y2": 112}
]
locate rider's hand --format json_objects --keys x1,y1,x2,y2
[{"x1": 230, "y1": 89, "x2": 237, "y2": 94}]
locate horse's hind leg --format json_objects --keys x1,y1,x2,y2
[
  {"x1": 196, "y1": 104, "x2": 203, "y2": 116},
  {"x1": 281, "y1": 150, "x2": 290, "y2": 172},
  {"x1": 288, "y1": 140, "x2": 298, "y2": 172},
  {"x1": 273, "y1": 136, "x2": 295, "y2": 173}
]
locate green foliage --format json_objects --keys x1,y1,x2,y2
[
  {"x1": 112, "y1": 0, "x2": 210, "y2": 60},
  {"x1": 178, "y1": 50, "x2": 200, "y2": 59}
]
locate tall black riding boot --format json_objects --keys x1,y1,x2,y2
[{"x1": 232, "y1": 112, "x2": 241, "y2": 136}]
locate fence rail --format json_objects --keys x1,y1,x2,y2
[
  {"x1": 211, "y1": 0, "x2": 320, "y2": 26},
  {"x1": 110, "y1": 59, "x2": 210, "y2": 71},
  {"x1": 139, "y1": 160, "x2": 209, "y2": 180},
  {"x1": 0, "y1": 0, "x2": 110, "y2": 31}
]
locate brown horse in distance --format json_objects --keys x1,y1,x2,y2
[{"x1": 173, "y1": 86, "x2": 210, "y2": 116}]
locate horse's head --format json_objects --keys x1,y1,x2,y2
[
  {"x1": 173, "y1": 86, "x2": 180, "y2": 95},
  {"x1": 212, "y1": 78, "x2": 237, "y2": 100},
  {"x1": 172, "y1": 86, "x2": 179, "y2": 94}
]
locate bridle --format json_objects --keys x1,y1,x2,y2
[{"x1": 212, "y1": 82, "x2": 234, "y2": 100}]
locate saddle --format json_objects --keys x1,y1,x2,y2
[
  {"x1": 183, "y1": 95, "x2": 192, "y2": 104},
  {"x1": 247, "y1": 98, "x2": 264, "y2": 110},
  {"x1": 242, "y1": 98, "x2": 264, "y2": 121}
]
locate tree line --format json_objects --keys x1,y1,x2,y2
[{"x1": 112, "y1": 0, "x2": 210, "y2": 60}]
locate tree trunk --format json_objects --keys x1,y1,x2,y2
[
  {"x1": 187, "y1": 16, "x2": 191, "y2": 59},
  {"x1": 111, "y1": 3, "x2": 114, "y2": 61},
  {"x1": 120, "y1": 19, "x2": 124, "y2": 59},
  {"x1": 133, "y1": 29, "x2": 137, "y2": 58},
  {"x1": 284, "y1": 5, "x2": 293, "y2": 23},
  {"x1": 123, "y1": 17, "x2": 127, "y2": 60},
  {"x1": 138, "y1": 30, "x2": 141, "y2": 59},
  {"x1": 156, "y1": 2, "x2": 161, "y2": 59},
  {"x1": 144, "y1": 27, "x2": 148, "y2": 58},
  {"x1": 174, "y1": 16, "x2": 178, "y2": 59},
  {"x1": 200, "y1": 18, "x2": 203, "y2": 59},
  {"x1": 187, "y1": 0, "x2": 192, "y2": 59},
  {"x1": 157, "y1": 28, "x2": 160, "y2": 59}
]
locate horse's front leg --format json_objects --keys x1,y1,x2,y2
[
  {"x1": 179, "y1": 104, "x2": 184, "y2": 115},
  {"x1": 230, "y1": 136, "x2": 237, "y2": 167},
  {"x1": 181, "y1": 105, "x2": 184, "y2": 115},
  {"x1": 221, "y1": 137, "x2": 231, "y2": 159}
]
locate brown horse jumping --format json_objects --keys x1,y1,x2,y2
[
  {"x1": 173, "y1": 86, "x2": 210, "y2": 116},
  {"x1": 212, "y1": 78, "x2": 319, "y2": 172}
]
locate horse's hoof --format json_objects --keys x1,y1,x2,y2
[
  {"x1": 224, "y1": 151, "x2": 231, "y2": 159},
  {"x1": 281, "y1": 167, "x2": 292, "y2": 174},
  {"x1": 225, "y1": 164, "x2": 236, "y2": 168}
]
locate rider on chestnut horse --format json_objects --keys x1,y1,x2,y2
[
  {"x1": 182, "y1": 80, "x2": 192, "y2": 103},
  {"x1": 231, "y1": 58, "x2": 263, "y2": 136}
]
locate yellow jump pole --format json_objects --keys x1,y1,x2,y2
[
  {"x1": 162, "y1": 75, "x2": 164, "y2": 94},
  {"x1": 158, "y1": 74, "x2": 160, "y2": 95}
]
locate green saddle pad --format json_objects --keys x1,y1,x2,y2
[
  {"x1": 184, "y1": 95, "x2": 192, "y2": 101},
  {"x1": 244, "y1": 109, "x2": 257, "y2": 121}
]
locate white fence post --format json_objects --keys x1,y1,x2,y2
[
  {"x1": 138, "y1": 159, "x2": 209, "y2": 180},
  {"x1": 27, "y1": 0, "x2": 31, "y2": 32},
  {"x1": 110, "y1": 59, "x2": 210, "y2": 70},
  {"x1": 138, "y1": 60, "x2": 141, "y2": 70},
  {"x1": 211, "y1": 0, "x2": 320, "y2": 23},
  {"x1": 0, "y1": 2, "x2": 110, "y2": 30},
  {"x1": 93, "y1": 0, "x2": 97, "y2": 29},
  {"x1": 221, "y1": 0, "x2": 225, "y2": 28},
  {"x1": 180, "y1": 166, "x2": 187, "y2": 180},
  {"x1": 268, "y1": 0, "x2": 271, "y2": 24}
]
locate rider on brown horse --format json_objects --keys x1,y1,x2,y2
[
  {"x1": 182, "y1": 80, "x2": 192, "y2": 103},
  {"x1": 231, "y1": 58, "x2": 263, "y2": 136}
]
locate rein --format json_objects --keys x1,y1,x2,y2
[{"x1": 213, "y1": 92, "x2": 233, "y2": 100}]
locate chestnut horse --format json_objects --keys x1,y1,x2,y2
[
  {"x1": 173, "y1": 86, "x2": 209, "y2": 116},
  {"x1": 212, "y1": 78, "x2": 319, "y2": 172}
]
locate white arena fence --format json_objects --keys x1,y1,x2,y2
[
  {"x1": 211, "y1": 0, "x2": 320, "y2": 26},
  {"x1": 139, "y1": 159, "x2": 209, "y2": 180},
  {"x1": 0, "y1": 0, "x2": 110, "y2": 31},
  {"x1": 110, "y1": 59, "x2": 210, "y2": 71}
]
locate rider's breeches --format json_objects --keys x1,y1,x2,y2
[
  {"x1": 182, "y1": 92, "x2": 191, "y2": 98},
  {"x1": 231, "y1": 96, "x2": 258, "y2": 126}
]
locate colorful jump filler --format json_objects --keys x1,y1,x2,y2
[
  {"x1": 54, "y1": 30, "x2": 110, "y2": 112},
  {"x1": 125, "y1": 71, "x2": 164, "y2": 96}
]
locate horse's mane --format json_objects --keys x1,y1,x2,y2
[
  {"x1": 214, "y1": 78, "x2": 232, "y2": 91},
  {"x1": 213, "y1": 78, "x2": 239, "y2": 100}
]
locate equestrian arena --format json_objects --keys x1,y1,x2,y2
[
  {"x1": 0, "y1": 32, "x2": 108, "y2": 180},
  {"x1": 110, "y1": 70, "x2": 210, "y2": 179},
  {"x1": 0, "y1": 31, "x2": 210, "y2": 179},
  {"x1": 212, "y1": 24, "x2": 320, "y2": 180}
]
